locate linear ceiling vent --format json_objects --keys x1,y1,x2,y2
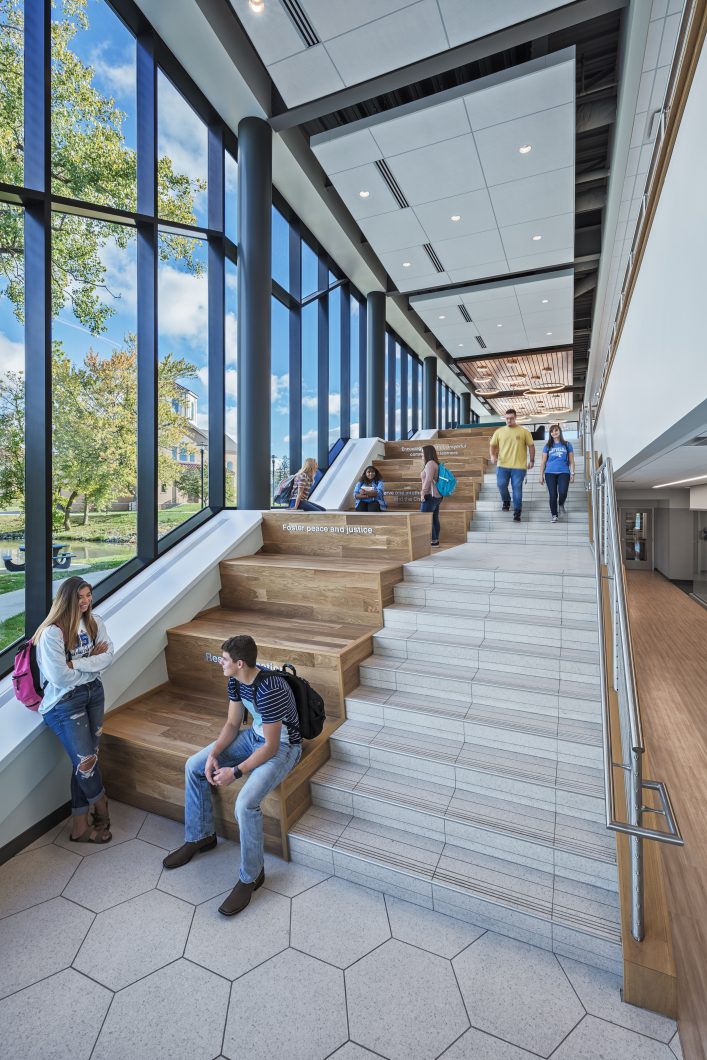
[
  {"x1": 281, "y1": 0, "x2": 320, "y2": 47},
  {"x1": 458, "y1": 304, "x2": 472, "y2": 323},
  {"x1": 374, "y1": 160, "x2": 409, "y2": 209},
  {"x1": 475, "y1": 335, "x2": 487, "y2": 349},
  {"x1": 685, "y1": 435, "x2": 707, "y2": 446},
  {"x1": 423, "y1": 244, "x2": 445, "y2": 273}
]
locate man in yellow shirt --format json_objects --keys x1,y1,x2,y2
[{"x1": 489, "y1": 409, "x2": 535, "y2": 522}]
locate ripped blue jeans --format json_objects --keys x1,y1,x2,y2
[{"x1": 42, "y1": 680, "x2": 106, "y2": 816}]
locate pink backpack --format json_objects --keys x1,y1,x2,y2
[{"x1": 12, "y1": 640, "x2": 44, "y2": 710}]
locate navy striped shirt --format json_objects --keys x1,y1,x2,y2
[{"x1": 227, "y1": 667, "x2": 301, "y2": 745}]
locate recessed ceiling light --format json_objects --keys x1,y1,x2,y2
[
  {"x1": 402, "y1": 262, "x2": 411, "y2": 268},
  {"x1": 546, "y1": 331, "x2": 553, "y2": 336},
  {"x1": 541, "y1": 298, "x2": 549, "y2": 303},
  {"x1": 458, "y1": 343, "x2": 464, "y2": 347},
  {"x1": 249, "y1": 0, "x2": 265, "y2": 11},
  {"x1": 519, "y1": 144, "x2": 532, "y2": 154},
  {"x1": 497, "y1": 323, "x2": 503, "y2": 327},
  {"x1": 532, "y1": 234, "x2": 542, "y2": 241},
  {"x1": 359, "y1": 190, "x2": 370, "y2": 198},
  {"x1": 438, "y1": 315, "x2": 446, "y2": 319},
  {"x1": 450, "y1": 214, "x2": 461, "y2": 221}
]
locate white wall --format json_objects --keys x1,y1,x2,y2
[{"x1": 595, "y1": 43, "x2": 707, "y2": 471}]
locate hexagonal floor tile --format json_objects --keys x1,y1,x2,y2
[
  {"x1": 290, "y1": 877, "x2": 390, "y2": 968},
  {"x1": 157, "y1": 837, "x2": 241, "y2": 905},
  {"x1": 440, "y1": 1026, "x2": 539, "y2": 1059},
  {"x1": 557, "y1": 956, "x2": 676, "y2": 1042},
  {"x1": 185, "y1": 886, "x2": 290, "y2": 980},
  {"x1": 62, "y1": 838, "x2": 164, "y2": 913},
  {"x1": 92, "y1": 959, "x2": 229, "y2": 1060},
  {"x1": 346, "y1": 939, "x2": 468, "y2": 1060},
  {"x1": 73, "y1": 888, "x2": 193, "y2": 990},
  {"x1": 137, "y1": 812, "x2": 185, "y2": 851},
  {"x1": 328, "y1": 1045, "x2": 383, "y2": 1059},
  {"x1": 224, "y1": 949, "x2": 347, "y2": 1060},
  {"x1": 20, "y1": 821, "x2": 65, "y2": 852},
  {"x1": 452, "y1": 932, "x2": 584, "y2": 1056},
  {"x1": 0, "y1": 897, "x2": 94, "y2": 1000},
  {"x1": 385, "y1": 894, "x2": 485, "y2": 958},
  {"x1": 263, "y1": 850, "x2": 330, "y2": 897},
  {"x1": 54, "y1": 801, "x2": 147, "y2": 856},
  {"x1": 0, "y1": 844, "x2": 80, "y2": 918},
  {"x1": 670, "y1": 1031, "x2": 684, "y2": 1059},
  {"x1": 552, "y1": 1015, "x2": 677, "y2": 1059},
  {"x1": 0, "y1": 968, "x2": 111, "y2": 1060}
]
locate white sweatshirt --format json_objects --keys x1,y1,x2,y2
[{"x1": 36, "y1": 616, "x2": 114, "y2": 714}]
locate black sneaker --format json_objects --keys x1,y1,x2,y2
[
  {"x1": 501, "y1": 503, "x2": 510, "y2": 512},
  {"x1": 513, "y1": 511, "x2": 521, "y2": 522},
  {"x1": 162, "y1": 834, "x2": 217, "y2": 869}
]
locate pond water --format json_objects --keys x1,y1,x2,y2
[{"x1": 1, "y1": 540, "x2": 131, "y2": 569}]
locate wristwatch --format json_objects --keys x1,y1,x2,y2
[{"x1": 233, "y1": 766, "x2": 243, "y2": 780}]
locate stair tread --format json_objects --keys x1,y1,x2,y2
[
  {"x1": 384, "y1": 601, "x2": 596, "y2": 632},
  {"x1": 223, "y1": 554, "x2": 403, "y2": 573},
  {"x1": 172, "y1": 606, "x2": 372, "y2": 653},
  {"x1": 374, "y1": 628, "x2": 599, "y2": 665}
]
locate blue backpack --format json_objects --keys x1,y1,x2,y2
[{"x1": 436, "y1": 463, "x2": 457, "y2": 497}]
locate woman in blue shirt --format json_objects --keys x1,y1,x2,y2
[
  {"x1": 354, "y1": 465, "x2": 387, "y2": 512},
  {"x1": 539, "y1": 424, "x2": 575, "y2": 522}
]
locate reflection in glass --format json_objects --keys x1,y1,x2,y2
[
  {"x1": 225, "y1": 258, "x2": 237, "y2": 505},
  {"x1": 350, "y1": 298, "x2": 360, "y2": 439},
  {"x1": 225, "y1": 151, "x2": 238, "y2": 243},
  {"x1": 271, "y1": 297, "x2": 290, "y2": 498},
  {"x1": 157, "y1": 69, "x2": 207, "y2": 229},
  {"x1": 272, "y1": 208, "x2": 290, "y2": 291},
  {"x1": 1, "y1": 0, "x2": 23, "y2": 185},
  {"x1": 329, "y1": 286, "x2": 341, "y2": 446},
  {"x1": 301, "y1": 301, "x2": 318, "y2": 462},
  {"x1": 301, "y1": 241, "x2": 318, "y2": 299}
]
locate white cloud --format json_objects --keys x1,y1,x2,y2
[
  {"x1": 271, "y1": 373, "x2": 289, "y2": 402},
  {"x1": 301, "y1": 429, "x2": 318, "y2": 446},
  {"x1": 0, "y1": 332, "x2": 24, "y2": 376},
  {"x1": 89, "y1": 44, "x2": 135, "y2": 99},
  {"x1": 302, "y1": 396, "x2": 317, "y2": 409},
  {"x1": 158, "y1": 72, "x2": 207, "y2": 194},
  {"x1": 226, "y1": 405, "x2": 237, "y2": 439},
  {"x1": 158, "y1": 265, "x2": 208, "y2": 342},
  {"x1": 225, "y1": 366, "x2": 238, "y2": 400},
  {"x1": 329, "y1": 393, "x2": 340, "y2": 415}
]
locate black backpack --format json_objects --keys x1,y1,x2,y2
[
  {"x1": 274, "y1": 474, "x2": 295, "y2": 505},
  {"x1": 243, "y1": 664, "x2": 326, "y2": 741}
]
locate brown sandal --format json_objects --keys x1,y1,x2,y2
[
  {"x1": 90, "y1": 799, "x2": 112, "y2": 842},
  {"x1": 69, "y1": 825, "x2": 112, "y2": 844}
]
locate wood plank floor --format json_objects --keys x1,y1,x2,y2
[{"x1": 627, "y1": 571, "x2": 707, "y2": 1060}]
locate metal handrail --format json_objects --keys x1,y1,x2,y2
[{"x1": 581, "y1": 405, "x2": 683, "y2": 942}]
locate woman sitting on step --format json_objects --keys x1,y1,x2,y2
[
  {"x1": 289, "y1": 457, "x2": 325, "y2": 512},
  {"x1": 34, "y1": 576, "x2": 114, "y2": 843},
  {"x1": 354, "y1": 465, "x2": 387, "y2": 512}
]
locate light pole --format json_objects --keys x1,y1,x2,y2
[{"x1": 271, "y1": 454, "x2": 276, "y2": 501}]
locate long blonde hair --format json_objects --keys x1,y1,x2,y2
[
  {"x1": 298, "y1": 457, "x2": 317, "y2": 479},
  {"x1": 33, "y1": 576, "x2": 98, "y2": 648}
]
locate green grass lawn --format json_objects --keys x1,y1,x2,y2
[
  {"x1": 0, "y1": 555, "x2": 134, "y2": 597},
  {"x1": 0, "y1": 612, "x2": 25, "y2": 652},
  {"x1": 0, "y1": 505, "x2": 202, "y2": 543}
]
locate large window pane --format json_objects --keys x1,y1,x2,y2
[
  {"x1": 0, "y1": 204, "x2": 24, "y2": 651},
  {"x1": 301, "y1": 241, "x2": 318, "y2": 299},
  {"x1": 158, "y1": 70, "x2": 207, "y2": 229},
  {"x1": 225, "y1": 257, "x2": 237, "y2": 505},
  {"x1": 272, "y1": 207, "x2": 290, "y2": 291},
  {"x1": 328, "y1": 286, "x2": 341, "y2": 447},
  {"x1": 271, "y1": 297, "x2": 290, "y2": 498},
  {"x1": 50, "y1": 215, "x2": 138, "y2": 594},
  {"x1": 51, "y1": 0, "x2": 137, "y2": 210},
  {"x1": 395, "y1": 341, "x2": 401, "y2": 439},
  {"x1": 301, "y1": 301, "x2": 317, "y2": 462},
  {"x1": 225, "y1": 150, "x2": 238, "y2": 244},
  {"x1": 157, "y1": 232, "x2": 208, "y2": 536},
  {"x1": 407, "y1": 353, "x2": 413, "y2": 436},
  {"x1": 1, "y1": 0, "x2": 23, "y2": 185},
  {"x1": 350, "y1": 297, "x2": 360, "y2": 439}
]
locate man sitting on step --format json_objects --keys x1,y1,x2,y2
[{"x1": 163, "y1": 634, "x2": 302, "y2": 916}]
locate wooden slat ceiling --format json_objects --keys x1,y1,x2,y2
[{"x1": 457, "y1": 348, "x2": 573, "y2": 419}]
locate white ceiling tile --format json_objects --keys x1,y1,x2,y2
[
  {"x1": 431, "y1": 322, "x2": 477, "y2": 344},
  {"x1": 643, "y1": 18, "x2": 663, "y2": 70},
  {"x1": 464, "y1": 61, "x2": 574, "y2": 131},
  {"x1": 387, "y1": 134, "x2": 485, "y2": 205},
  {"x1": 228, "y1": 0, "x2": 305, "y2": 64},
  {"x1": 625, "y1": 146, "x2": 640, "y2": 178},
  {"x1": 379, "y1": 243, "x2": 441, "y2": 279},
  {"x1": 357, "y1": 208, "x2": 428, "y2": 252},
  {"x1": 302, "y1": 0, "x2": 420, "y2": 40},
  {"x1": 489, "y1": 167, "x2": 574, "y2": 228},
  {"x1": 464, "y1": 296, "x2": 520, "y2": 321},
  {"x1": 396, "y1": 271, "x2": 452, "y2": 292},
  {"x1": 413, "y1": 188, "x2": 496, "y2": 240},
  {"x1": 410, "y1": 292, "x2": 465, "y2": 311},
  {"x1": 447, "y1": 262, "x2": 509, "y2": 284},
  {"x1": 635, "y1": 70, "x2": 655, "y2": 114},
  {"x1": 268, "y1": 45, "x2": 345, "y2": 107},
  {"x1": 650, "y1": 0, "x2": 669, "y2": 18},
  {"x1": 521, "y1": 309, "x2": 573, "y2": 330},
  {"x1": 478, "y1": 329, "x2": 529, "y2": 353},
  {"x1": 369, "y1": 98, "x2": 471, "y2": 157},
  {"x1": 500, "y1": 213, "x2": 573, "y2": 258},
  {"x1": 658, "y1": 12, "x2": 682, "y2": 66},
  {"x1": 474, "y1": 104, "x2": 575, "y2": 186},
  {"x1": 434, "y1": 229, "x2": 506, "y2": 271},
  {"x1": 525, "y1": 324, "x2": 573, "y2": 345},
  {"x1": 507, "y1": 248, "x2": 574, "y2": 272},
  {"x1": 438, "y1": 0, "x2": 567, "y2": 49},
  {"x1": 311, "y1": 128, "x2": 382, "y2": 174},
  {"x1": 668, "y1": 0, "x2": 685, "y2": 12},
  {"x1": 328, "y1": 162, "x2": 401, "y2": 219},
  {"x1": 649, "y1": 64, "x2": 671, "y2": 113},
  {"x1": 324, "y1": 1, "x2": 448, "y2": 89}
]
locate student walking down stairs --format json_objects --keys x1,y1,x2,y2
[{"x1": 291, "y1": 445, "x2": 621, "y2": 973}]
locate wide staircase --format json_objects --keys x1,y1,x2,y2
[{"x1": 290, "y1": 447, "x2": 623, "y2": 973}]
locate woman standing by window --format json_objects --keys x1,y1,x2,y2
[
  {"x1": 289, "y1": 457, "x2": 325, "y2": 512},
  {"x1": 420, "y1": 444, "x2": 442, "y2": 546},
  {"x1": 354, "y1": 465, "x2": 387, "y2": 512},
  {"x1": 34, "y1": 576, "x2": 114, "y2": 843}
]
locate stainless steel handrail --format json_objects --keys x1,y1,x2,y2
[{"x1": 581, "y1": 405, "x2": 683, "y2": 942}]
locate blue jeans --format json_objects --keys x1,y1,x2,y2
[
  {"x1": 289, "y1": 499, "x2": 325, "y2": 512},
  {"x1": 184, "y1": 728, "x2": 302, "y2": 883},
  {"x1": 42, "y1": 680, "x2": 106, "y2": 816},
  {"x1": 496, "y1": 467, "x2": 526, "y2": 513},
  {"x1": 420, "y1": 495, "x2": 442, "y2": 542},
  {"x1": 545, "y1": 472, "x2": 570, "y2": 517}
]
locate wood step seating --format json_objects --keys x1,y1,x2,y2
[
  {"x1": 101, "y1": 511, "x2": 431, "y2": 858},
  {"x1": 378, "y1": 432, "x2": 493, "y2": 545},
  {"x1": 290, "y1": 449, "x2": 626, "y2": 978}
]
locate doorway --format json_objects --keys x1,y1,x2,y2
[{"x1": 622, "y1": 509, "x2": 653, "y2": 569}]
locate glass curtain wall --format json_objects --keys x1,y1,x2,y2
[{"x1": 0, "y1": 0, "x2": 236, "y2": 668}]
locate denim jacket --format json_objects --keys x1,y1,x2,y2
[{"x1": 354, "y1": 479, "x2": 387, "y2": 510}]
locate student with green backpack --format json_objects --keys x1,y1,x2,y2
[{"x1": 419, "y1": 444, "x2": 456, "y2": 546}]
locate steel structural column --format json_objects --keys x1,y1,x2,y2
[
  {"x1": 237, "y1": 116, "x2": 272, "y2": 510},
  {"x1": 461, "y1": 392, "x2": 471, "y2": 424},
  {"x1": 366, "y1": 291, "x2": 385, "y2": 438},
  {"x1": 423, "y1": 356, "x2": 437, "y2": 430}
]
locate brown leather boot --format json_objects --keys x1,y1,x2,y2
[
  {"x1": 218, "y1": 867, "x2": 265, "y2": 916},
  {"x1": 162, "y1": 834, "x2": 217, "y2": 869}
]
